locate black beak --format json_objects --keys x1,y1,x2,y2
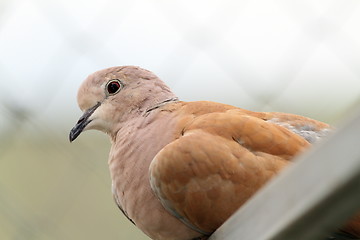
[{"x1": 69, "y1": 102, "x2": 101, "y2": 142}]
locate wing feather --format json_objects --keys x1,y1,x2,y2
[{"x1": 150, "y1": 111, "x2": 312, "y2": 233}]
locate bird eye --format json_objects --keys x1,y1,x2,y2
[{"x1": 106, "y1": 80, "x2": 122, "y2": 95}]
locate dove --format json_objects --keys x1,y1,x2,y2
[{"x1": 70, "y1": 66, "x2": 360, "y2": 240}]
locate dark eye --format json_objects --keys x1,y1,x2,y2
[{"x1": 106, "y1": 80, "x2": 122, "y2": 95}]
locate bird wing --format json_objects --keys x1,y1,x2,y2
[{"x1": 149, "y1": 108, "x2": 314, "y2": 234}]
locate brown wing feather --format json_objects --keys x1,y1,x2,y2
[{"x1": 150, "y1": 110, "x2": 311, "y2": 233}]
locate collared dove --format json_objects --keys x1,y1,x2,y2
[{"x1": 70, "y1": 66, "x2": 360, "y2": 240}]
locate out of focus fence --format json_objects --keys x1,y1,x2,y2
[{"x1": 0, "y1": 1, "x2": 359, "y2": 239}]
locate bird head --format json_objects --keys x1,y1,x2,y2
[{"x1": 69, "y1": 66, "x2": 177, "y2": 142}]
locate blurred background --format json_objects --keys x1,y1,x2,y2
[{"x1": 0, "y1": 0, "x2": 360, "y2": 239}]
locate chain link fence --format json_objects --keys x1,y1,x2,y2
[{"x1": 0, "y1": 0, "x2": 359, "y2": 239}]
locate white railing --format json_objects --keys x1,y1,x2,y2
[{"x1": 209, "y1": 108, "x2": 360, "y2": 240}]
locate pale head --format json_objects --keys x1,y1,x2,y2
[{"x1": 69, "y1": 66, "x2": 178, "y2": 141}]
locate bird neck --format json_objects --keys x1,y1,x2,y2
[
  {"x1": 109, "y1": 85, "x2": 178, "y2": 141},
  {"x1": 145, "y1": 97, "x2": 179, "y2": 114},
  {"x1": 131, "y1": 79, "x2": 179, "y2": 115}
]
